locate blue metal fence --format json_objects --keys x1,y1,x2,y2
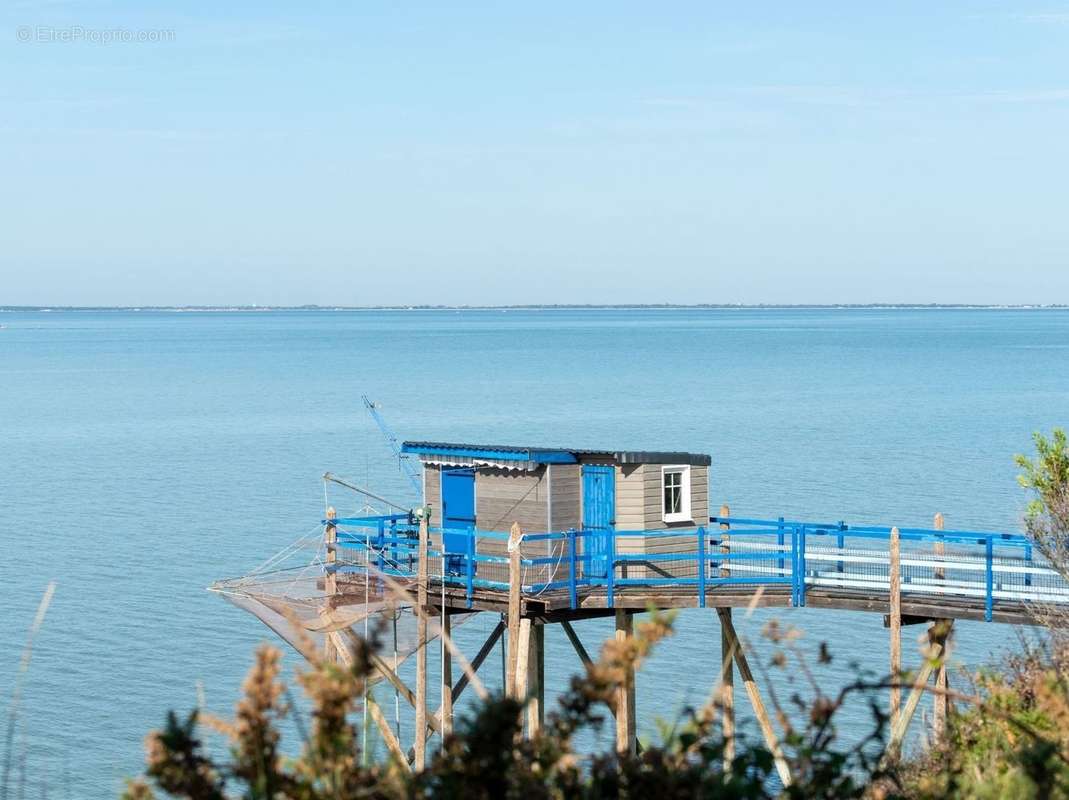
[{"x1": 324, "y1": 513, "x2": 1061, "y2": 621}]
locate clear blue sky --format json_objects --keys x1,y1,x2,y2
[{"x1": 2, "y1": 2, "x2": 1067, "y2": 305}]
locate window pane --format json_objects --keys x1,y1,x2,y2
[{"x1": 664, "y1": 470, "x2": 683, "y2": 515}]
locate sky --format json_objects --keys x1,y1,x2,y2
[{"x1": 1, "y1": 2, "x2": 1067, "y2": 306}]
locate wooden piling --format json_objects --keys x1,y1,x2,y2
[
  {"x1": 414, "y1": 510, "x2": 429, "y2": 770},
  {"x1": 615, "y1": 609, "x2": 636, "y2": 756},
  {"x1": 720, "y1": 619, "x2": 736, "y2": 766},
  {"x1": 527, "y1": 622, "x2": 544, "y2": 737},
  {"x1": 515, "y1": 618, "x2": 532, "y2": 705},
  {"x1": 441, "y1": 609, "x2": 453, "y2": 738},
  {"x1": 889, "y1": 526, "x2": 902, "y2": 730},
  {"x1": 718, "y1": 505, "x2": 735, "y2": 767},
  {"x1": 324, "y1": 507, "x2": 338, "y2": 664},
  {"x1": 507, "y1": 523, "x2": 523, "y2": 698}
]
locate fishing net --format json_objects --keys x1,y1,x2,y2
[{"x1": 210, "y1": 527, "x2": 476, "y2": 680}]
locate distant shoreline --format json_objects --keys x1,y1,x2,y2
[{"x1": 1, "y1": 303, "x2": 1067, "y2": 313}]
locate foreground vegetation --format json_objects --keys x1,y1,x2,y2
[
  {"x1": 124, "y1": 611, "x2": 893, "y2": 800},
  {"x1": 126, "y1": 430, "x2": 1069, "y2": 799}
]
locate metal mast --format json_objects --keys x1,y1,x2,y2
[{"x1": 362, "y1": 394, "x2": 422, "y2": 495}]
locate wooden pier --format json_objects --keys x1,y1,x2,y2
[{"x1": 315, "y1": 504, "x2": 1060, "y2": 777}]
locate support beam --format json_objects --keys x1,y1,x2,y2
[
  {"x1": 888, "y1": 639, "x2": 944, "y2": 755},
  {"x1": 450, "y1": 620, "x2": 504, "y2": 703},
  {"x1": 719, "y1": 607, "x2": 735, "y2": 768},
  {"x1": 561, "y1": 620, "x2": 593, "y2": 666},
  {"x1": 367, "y1": 653, "x2": 440, "y2": 734},
  {"x1": 718, "y1": 609, "x2": 792, "y2": 787},
  {"x1": 411, "y1": 620, "x2": 506, "y2": 759},
  {"x1": 501, "y1": 613, "x2": 508, "y2": 689},
  {"x1": 882, "y1": 613, "x2": 932, "y2": 628},
  {"x1": 507, "y1": 523, "x2": 523, "y2": 698},
  {"x1": 889, "y1": 526, "x2": 902, "y2": 731},
  {"x1": 527, "y1": 622, "x2": 544, "y2": 737},
  {"x1": 328, "y1": 631, "x2": 351, "y2": 667},
  {"x1": 615, "y1": 609, "x2": 636, "y2": 757},
  {"x1": 414, "y1": 511, "x2": 429, "y2": 770},
  {"x1": 367, "y1": 697, "x2": 411, "y2": 773}
]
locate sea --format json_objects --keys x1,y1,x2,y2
[{"x1": 2, "y1": 307, "x2": 1067, "y2": 796}]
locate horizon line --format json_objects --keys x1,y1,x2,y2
[{"x1": 2, "y1": 303, "x2": 1069, "y2": 312}]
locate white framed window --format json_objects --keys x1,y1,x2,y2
[{"x1": 661, "y1": 465, "x2": 691, "y2": 523}]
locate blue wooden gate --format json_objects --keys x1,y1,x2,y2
[
  {"x1": 582, "y1": 465, "x2": 615, "y2": 578},
  {"x1": 441, "y1": 468, "x2": 475, "y2": 573}
]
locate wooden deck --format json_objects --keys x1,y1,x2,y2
[{"x1": 335, "y1": 576, "x2": 1040, "y2": 625}]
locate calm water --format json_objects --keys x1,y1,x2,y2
[{"x1": 2, "y1": 308, "x2": 1068, "y2": 796}]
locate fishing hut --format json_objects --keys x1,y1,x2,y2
[
  {"x1": 213, "y1": 435, "x2": 1069, "y2": 783},
  {"x1": 409, "y1": 441, "x2": 711, "y2": 581}
]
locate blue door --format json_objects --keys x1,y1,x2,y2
[
  {"x1": 441, "y1": 468, "x2": 475, "y2": 572},
  {"x1": 582, "y1": 465, "x2": 615, "y2": 578}
]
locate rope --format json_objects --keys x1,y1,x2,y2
[{"x1": 244, "y1": 525, "x2": 326, "y2": 577}]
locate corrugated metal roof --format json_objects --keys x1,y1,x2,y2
[{"x1": 400, "y1": 441, "x2": 711, "y2": 466}]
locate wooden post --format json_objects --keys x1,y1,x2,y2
[
  {"x1": 527, "y1": 622, "x2": 544, "y2": 737},
  {"x1": 514, "y1": 617, "x2": 532, "y2": 742},
  {"x1": 414, "y1": 510, "x2": 429, "y2": 770},
  {"x1": 324, "y1": 507, "x2": 338, "y2": 664},
  {"x1": 889, "y1": 526, "x2": 901, "y2": 731},
  {"x1": 933, "y1": 512, "x2": 945, "y2": 582},
  {"x1": 932, "y1": 513, "x2": 952, "y2": 739},
  {"x1": 441, "y1": 609, "x2": 453, "y2": 738},
  {"x1": 719, "y1": 505, "x2": 735, "y2": 768},
  {"x1": 507, "y1": 523, "x2": 523, "y2": 698},
  {"x1": 615, "y1": 609, "x2": 636, "y2": 757},
  {"x1": 719, "y1": 503, "x2": 731, "y2": 578},
  {"x1": 719, "y1": 609, "x2": 792, "y2": 787}
]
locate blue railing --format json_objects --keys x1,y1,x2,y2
[{"x1": 324, "y1": 514, "x2": 1059, "y2": 622}]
